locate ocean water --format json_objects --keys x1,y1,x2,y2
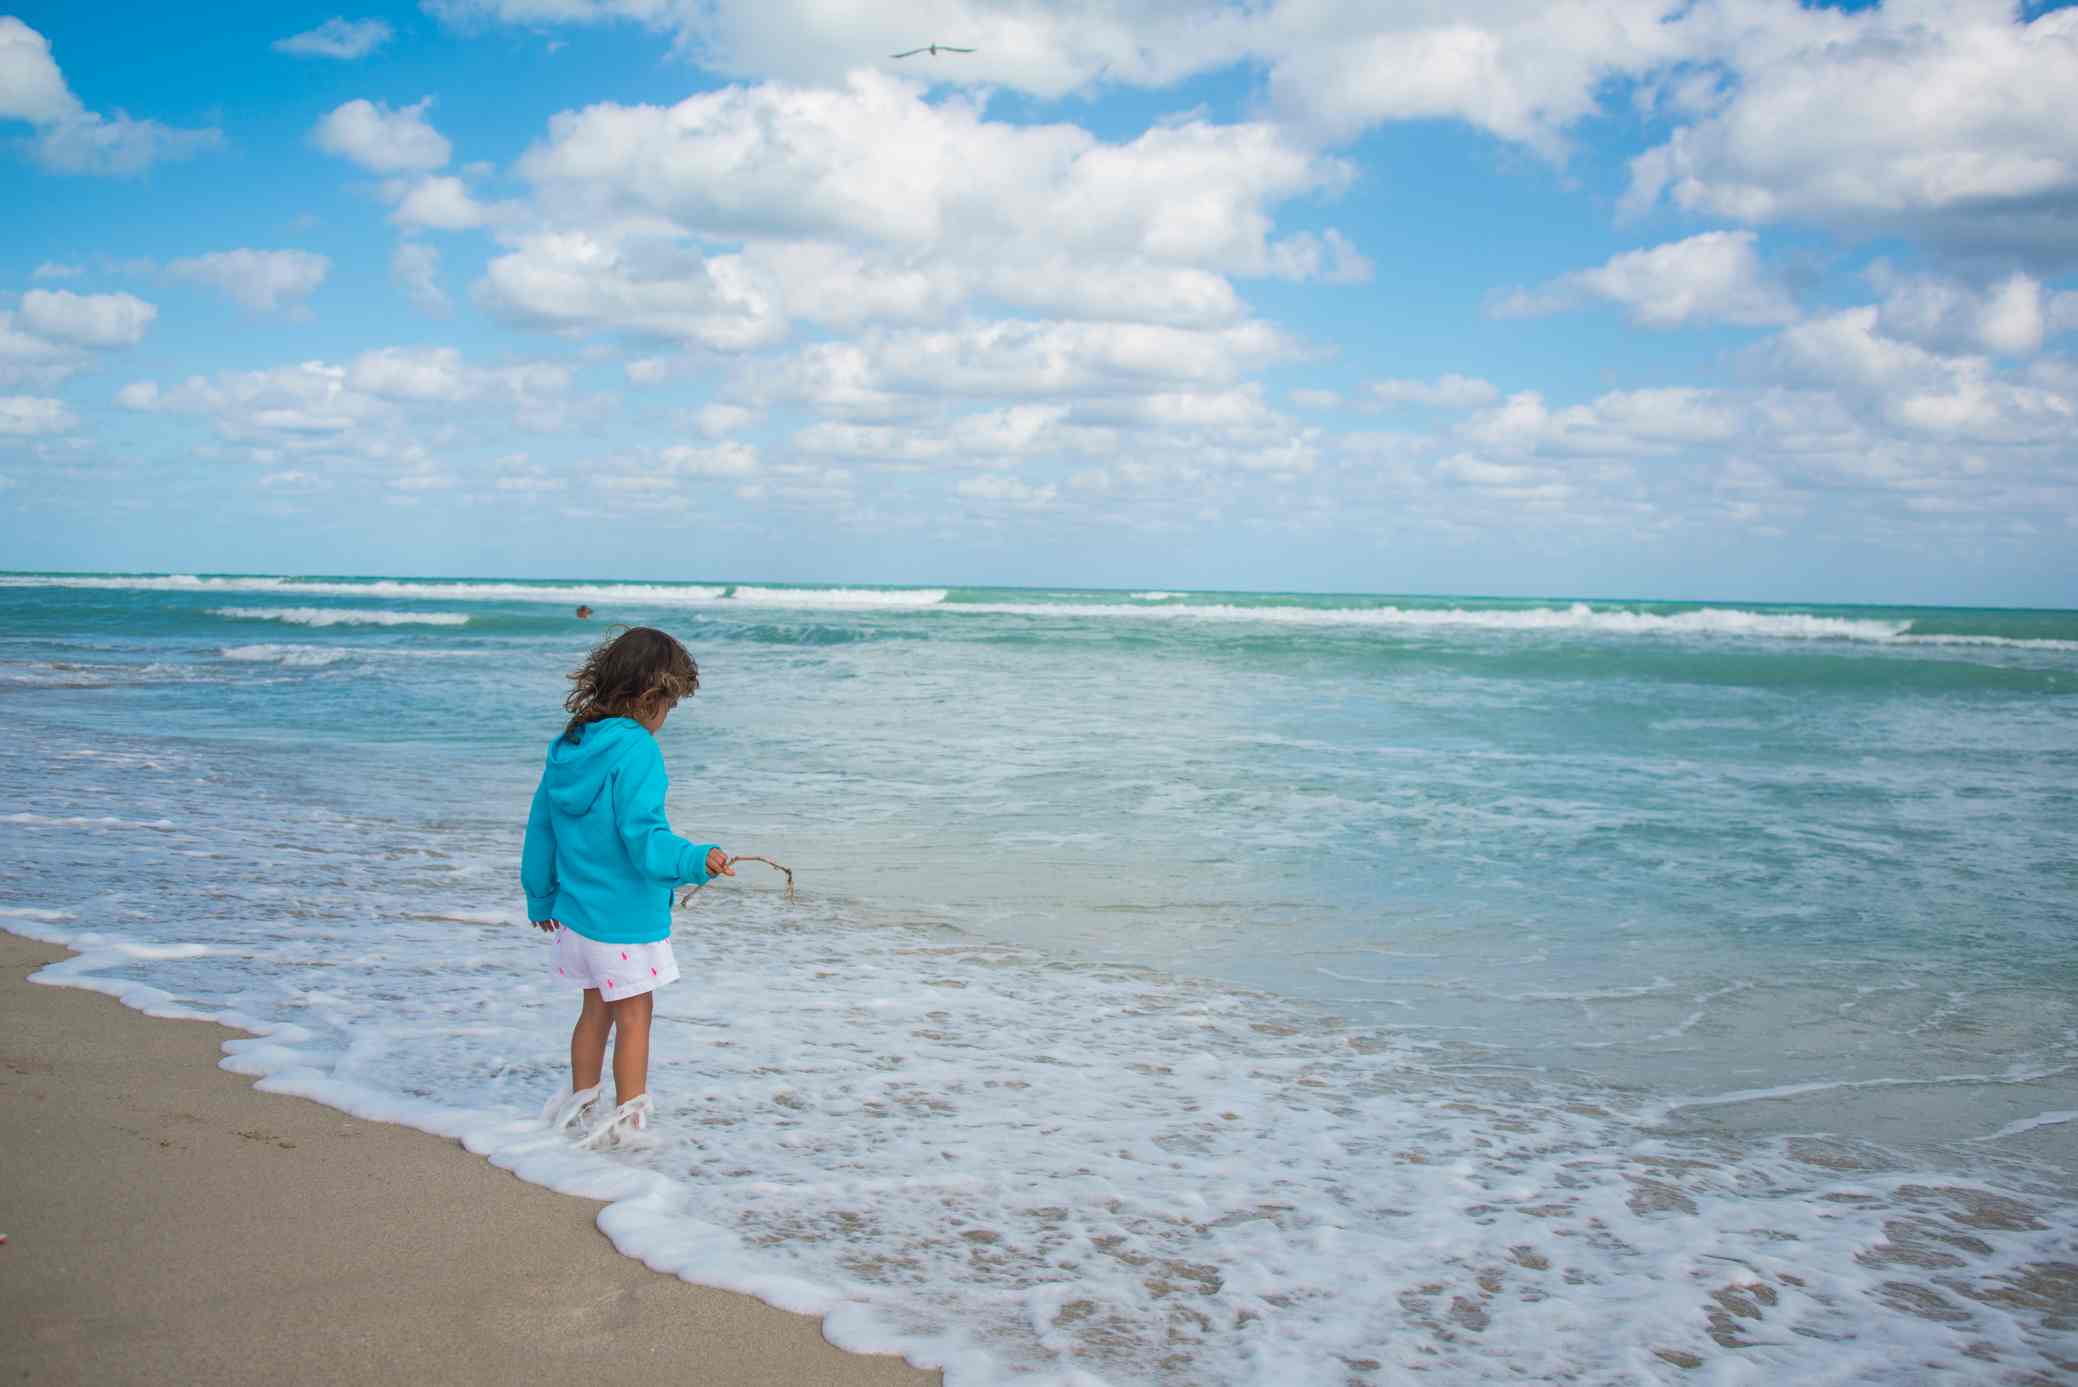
[{"x1": 3, "y1": 571, "x2": 2075, "y2": 1384}]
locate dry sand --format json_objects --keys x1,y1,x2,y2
[{"x1": 0, "y1": 931, "x2": 940, "y2": 1387}]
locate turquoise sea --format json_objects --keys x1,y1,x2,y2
[{"x1": 4, "y1": 572, "x2": 2075, "y2": 1383}]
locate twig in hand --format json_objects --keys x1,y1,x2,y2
[{"x1": 677, "y1": 854, "x2": 795, "y2": 907}]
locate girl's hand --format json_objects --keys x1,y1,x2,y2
[
  {"x1": 533, "y1": 918, "x2": 559, "y2": 933},
  {"x1": 707, "y1": 848, "x2": 735, "y2": 878}
]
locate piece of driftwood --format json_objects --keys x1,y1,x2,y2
[{"x1": 677, "y1": 854, "x2": 795, "y2": 907}]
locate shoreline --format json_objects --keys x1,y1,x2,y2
[{"x1": 0, "y1": 930, "x2": 939, "y2": 1387}]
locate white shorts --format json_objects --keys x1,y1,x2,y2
[{"x1": 550, "y1": 924, "x2": 679, "y2": 1000}]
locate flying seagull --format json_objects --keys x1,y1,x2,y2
[{"x1": 892, "y1": 43, "x2": 975, "y2": 58}]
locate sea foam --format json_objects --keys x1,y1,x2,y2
[
  {"x1": 2, "y1": 811, "x2": 177, "y2": 832},
  {"x1": 942, "y1": 600, "x2": 1917, "y2": 643},
  {"x1": 11, "y1": 903, "x2": 2074, "y2": 1387},
  {"x1": 219, "y1": 644, "x2": 354, "y2": 666},
  {"x1": 212, "y1": 606, "x2": 471, "y2": 627},
  {"x1": 726, "y1": 586, "x2": 950, "y2": 609},
  {"x1": 3, "y1": 574, "x2": 727, "y2": 606}
]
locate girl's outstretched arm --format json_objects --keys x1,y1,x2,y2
[{"x1": 612, "y1": 741, "x2": 718, "y2": 888}]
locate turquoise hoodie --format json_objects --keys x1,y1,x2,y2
[{"x1": 520, "y1": 717, "x2": 716, "y2": 945}]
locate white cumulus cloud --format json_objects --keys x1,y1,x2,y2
[
  {"x1": 313, "y1": 97, "x2": 452, "y2": 173},
  {"x1": 426, "y1": 0, "x2": 1692, "y2": 162},
  {"x1": 1624, "y1": 2, "x2": 2078, "y2": 261},
  {"x1": 1, "y1": 308, "x2": 87, "y2": 389},
  {"x1": 18, "y1": 289, "x2": 157, "y2": 347},
  {"x1": 1767, "y1": 307, "x2": 2075, "y2": 445},
  {"x1": 1437, "y1": 453, "x2": 1543, "y2": 488},
  {"x1": 1458, "y1": 386, "x2": 1741, "y2": 458},
  {"x1": 1492, "y1": 231, "x2": 1800, "y2": 329},
  {"x1": 1364, "y1": 374, "x2": 1499, "y2": 410},
  {"x1": 2, "y1": 289, "x2": 154, "y2": 388},
  {"x1": 388, "y1": 175, "x2": 499, "y2": 231},
  {"x1": 1867, "y1": 264, "x2": 2078, "y2": 359},
  {"x1": 113, "y1": 345, "x2": 576, "y2": 461},
  {"x1": 516, "y1": 74, "x2": 1350, "y2": 274},
  {"x1": 740, "y1": 319, "x2": 1299, "y2": 415},
  {"x1": 661, "y1": 441, "x2": 759, "y2": 477},
  {"x1": 0, "y1": 17, "x2": 220, "y2": 174},
  {"x1": 0, "y1": 15, "x2": 75, "y2": 124},
  {"x1": 345, "y1": 345, "x2": 572, "y2": 407},
  {"x1": 694, "y1": 402, "x2": 753, "y2": 436},
  {"x1": 1261, "y1": 0, "x2": 1694, "y2": 156},
  {"x1": 479, "y1": 232, "x2": 786, "y2": 350},
  {"x1": 274, "y1": 18, "x2": 395, "y2": 59},
  {"x1": 392, "y1": 242, "x2": 449, "y2": 314},
  {"x1": 0, "y1": 393, "x2": 77, "y2": 434},
  {"x1": 170, "y1": 249, "x2": 332, "y2": 312},
  {"x1": 498, "y1": 70, "x2": 1359, "y2": 352}
]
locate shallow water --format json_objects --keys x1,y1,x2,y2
[{"x1": 4, "y1": 572, "x2": 2076, "y2": 1383}]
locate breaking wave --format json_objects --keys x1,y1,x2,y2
[{"x1": 212, "y1": 606, "x2": 471, "y2": 627}]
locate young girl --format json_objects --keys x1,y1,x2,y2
[{"x1": 522, "y1": 626, "x2": 732, "y2": 1149}]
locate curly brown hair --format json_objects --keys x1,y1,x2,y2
[{"x1": 562, "y1": 626, "x2": 700, "y2": 743}]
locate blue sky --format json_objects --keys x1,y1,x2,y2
[{"x1": 3, "y1": 0, "x2": 2076, "y2": 605}]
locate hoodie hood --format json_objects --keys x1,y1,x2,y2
[{"x1": 544, "y1": 717, "x2": 649, "y2": 815}]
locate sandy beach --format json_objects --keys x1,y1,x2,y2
[{"x1": 0, "y1": 931, "x2": 939, "y2": 1387}]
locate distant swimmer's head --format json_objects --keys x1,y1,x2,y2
[
  {"x1": 562, "y1": 626, "x2": 699, "y2": 742},
  {"x1": 575, "y1": 605, "x2": 593, "y2": 619}
]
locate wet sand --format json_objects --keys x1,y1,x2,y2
[{"x1": 0, "y1": 931, "x2": 939, "y2": 1387}]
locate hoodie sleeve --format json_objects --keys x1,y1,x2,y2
[
  {"x1": 612, "y1": 739, "x2": 716, "y2": 888},
  {"x1": 520, "y1": 766, "x2": 559, "y2": 920}
]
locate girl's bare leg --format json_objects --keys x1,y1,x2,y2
[
  {"x1": 570, "y1": 988, "x2": 610, "y2": 1092},
  {"x1": 607, "y1": 990, "x2": 654, "y2": 1103}
]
